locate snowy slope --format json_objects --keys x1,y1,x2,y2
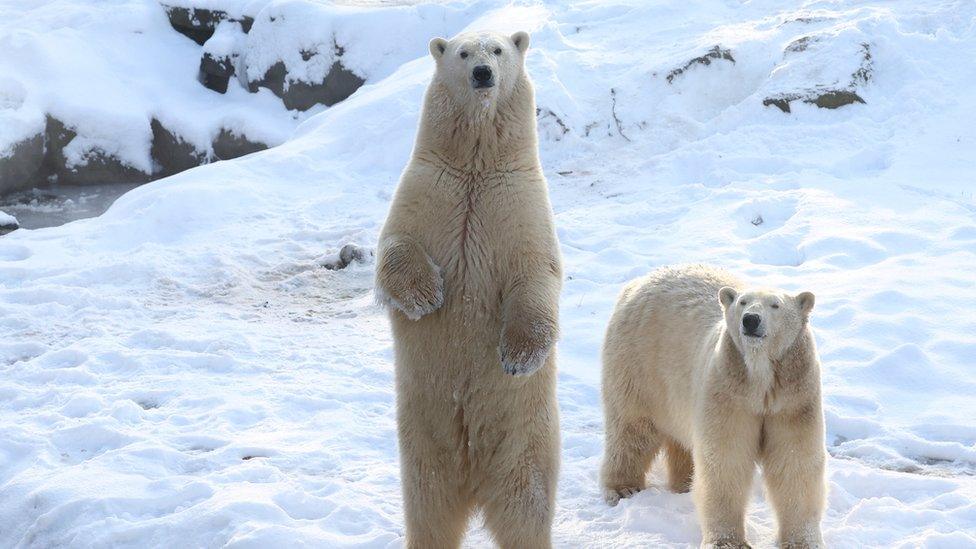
[{"x1": 1, "y1": 0, "x2": 975, "y2": 547}]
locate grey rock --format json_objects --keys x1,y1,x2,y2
[
  {"x1": 199, "y1": 51, "x2": 236, "y2": 94},
  {"x1": 322, "y1": 244, "x2": 371, "y2": 270},
  {"x1": 212, "y1": 128, "x2": 267, "y2": 161},
  {"x1": 151, "y1": 118, "x2": 208, "y2": 177},
  {"x1": 762, "y1": 90, "x2": 865, "y2": 113},
  {"x1": 0, "y1": 132, "x2": 44, "y2": 195},
  {"x1": 785, "y1": 36, "x2": 816, "y2": 53},
  {"x1": 162, "y1": 5, "x2": 228, "y2": 45}
]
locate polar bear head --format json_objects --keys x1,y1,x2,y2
[
  {"x1": 719, "y1": 287, "x2": 815, "y2": 360},
  {"x1": 428, "y1": 30, "x2": 530, "y2": 108}
]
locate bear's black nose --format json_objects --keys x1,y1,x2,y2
[
  {"x1": 742, "y1": 313, "x2": 761, "y2": 334},
  {"x1": 472, "y1": 65, "x2": 493, "y2": 82}
]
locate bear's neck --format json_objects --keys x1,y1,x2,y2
[
  {"x1": 413, "y1": 75, "x2": 540, "y2": 175},
  {"x1": 720, "y1": 328, "x2": 818, "y2": 414}
]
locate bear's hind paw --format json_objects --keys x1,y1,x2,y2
[{"x1": 603, "y1": 485, "x2": 641, "y2": 506}]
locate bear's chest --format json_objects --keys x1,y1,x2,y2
[{"x1": 424, "y1": 172, "x2": 518, "y2": 293}]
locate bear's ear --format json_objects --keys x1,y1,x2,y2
[
  {"x1": 796, "y1": 291, "x2": 815, "y2": 315},
  {"x1": 429, "y1": 37, "x2": 448, "y2": 59},
  {"x1": 511, "y1": 31, "x2": 530, "y2": 54},
  {"x1": 719, "y1": 287, "x2": 737, "y2": 309}
]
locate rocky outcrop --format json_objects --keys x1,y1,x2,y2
[
  {"x1": 43, "y1": 117, "x2": 151, "y2": 186},
  {"x1": 164, "y1": 3, "x2": 367, "y2": 110},
  {"x1": 0, "y1": 116, "x2": 270, "y2": 196},
  {"x1": 152, "y1": 120, "x2": 268, "y2": 173},
  {"x1": 247, "y1": 58, "x2": 364, "y2": 111},
  {"x1": 764, "y1": 42, "x2": 873, "y2": 113},
  {"x1": 763, "y1": 90, "x2": 865, "y2": 113},
  {"x1": 666, "y1": 46, "x2": 735, "y2": 84}
]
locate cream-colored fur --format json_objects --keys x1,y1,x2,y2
[
  {"x1": 375, "y1": 30, "x2": 561, "y2": 549},
  {"x1": 601, "y1": 265, "x2": 826, "y2": 548}
]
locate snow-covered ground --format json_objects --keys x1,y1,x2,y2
[{"x1": 2, "y1": 0, "x2": 975, "y2": 547}]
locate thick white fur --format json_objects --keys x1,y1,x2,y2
[
  {"x1": 601, "y1": 265, "x2": 826, "y2": 548},
  {"x1": 376, "y1": 30, "x2": 562, "y2": 549}
]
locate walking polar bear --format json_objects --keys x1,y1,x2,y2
[
  {"x1": 376, "y1": 30, "x2": 561, "y2": 548},
  {"x1": 601, "y1": 265, "x2": 827, "y2": 548}
]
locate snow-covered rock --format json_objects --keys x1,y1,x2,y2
[
  {"x1": 0, "y1": 209, "x2": 18, "y2": 234},
  {"x1": 0, "y1": 0, "x2": 296, "y2": 193}
]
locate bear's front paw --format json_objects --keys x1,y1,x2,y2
[
  {"x1": 377, "y1": 261, "x2": 445, "y2": 321},
  {"x1": 499, "y1": 321, "x2": 553, "y2": 376}
]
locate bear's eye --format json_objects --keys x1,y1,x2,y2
[
  {"x1": 740, "y1": 300, "x2": 748, "y2": 306},
  {"x1": 494, "y1": 47, "x2": 502, "y2": 55},
  {"x1": 771, "y1": 303, "x2": 780, "y2": 309},
  {"x1": 460, "y1": 51, "x2": 468, "y2": 59}
]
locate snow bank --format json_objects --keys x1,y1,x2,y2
[{"x1": 1, "y1": 0, "x2": 974, "y2": 547}]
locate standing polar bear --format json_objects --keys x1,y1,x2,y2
[
  {"x1": 601, "y1": 265, "x2": 827, "y2": 548},
  {"x1": 376, "y1": 31, "x2": 562, "y2": 548}
]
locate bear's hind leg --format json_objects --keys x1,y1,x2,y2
[
  {"x1": 401, "y1": 464, "x2": 473, "y2": 549},
  {"x1": 400, "y1": 432, "x2": 474, "y2": 549},
  {"x1": 600, "y1": 415, "x2": 661, "y2": 505},
  {"x1": 479, "y1": 454, "x2": 556, "y2": 549},
  {"x1": 664, "y1": 437, "x2": 693, "y2": 493}
]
